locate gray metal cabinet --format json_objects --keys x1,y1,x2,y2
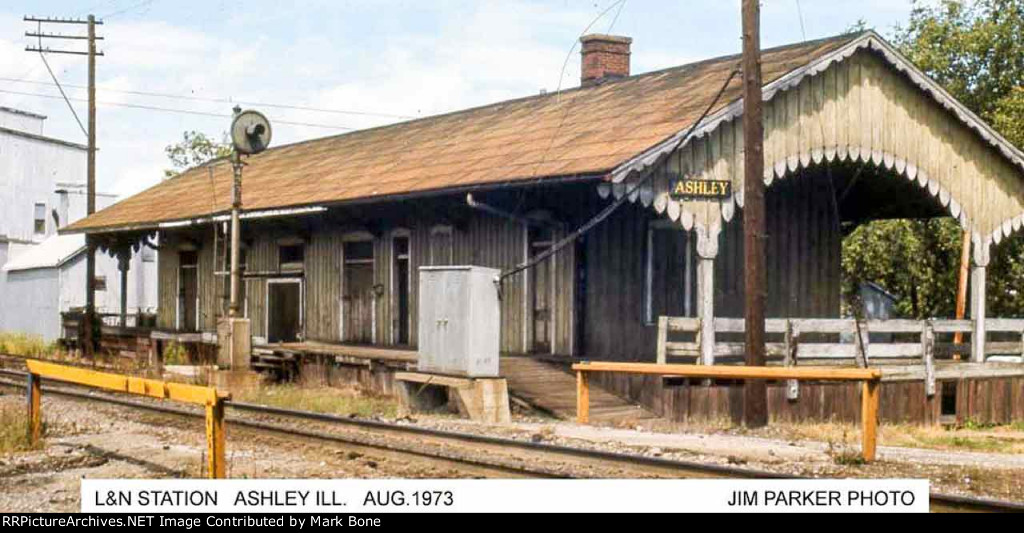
[{"x1": 417, "y1": 266, "x2": 500, "y2": 377}]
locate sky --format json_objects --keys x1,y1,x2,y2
[{"x1": 0, "y1": 0, "x2": 922, "y2": 200}]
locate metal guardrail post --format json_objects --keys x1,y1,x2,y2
[
  {"x1": 206, "y1": 397, "x2": 226, "y2": 479},
  {"x1": 26, "y1": 372, "x2": 41, "y2": 445},
  {"x1": 861, "y1": 378, "x2": 880, "y2": 462},
  {"x1": 576, "y1": 368, "x2": 590, "y2": 425}
]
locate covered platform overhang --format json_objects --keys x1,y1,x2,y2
[{"x1": 602, "y1": 32, "x2": 1024, "y2": 367}]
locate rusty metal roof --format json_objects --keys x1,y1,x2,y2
[{"x1": 67, "y1": 33, "x2": 859, "y2": 234}]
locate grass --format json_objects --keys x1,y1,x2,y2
[
  {"x1": 0, "y1": 332, "x2": 58, "y2": 358},
  {"x1": 774, "y1": 421, "x2": 1024, "y2": 455},
  {"x1": 233, "y1": 384, "x2": 397, "y2": 418},
  {"x1": 0, "y1": 406, "x2": 41, "y2": 454}
]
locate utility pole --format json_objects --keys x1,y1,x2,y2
[
  {"x1": 229, "y1": 107, "x2": 243, "y2": 318},
  {"x1": 25, "y1": 14, "x2": 104, "y2": 358},
  {"x1": 741, "y1": 0, "x2": 768, "y2": 427}
]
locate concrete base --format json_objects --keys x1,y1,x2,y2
[
  {"x1": 395, "y1": 372, "x2": 511, "y2": 424},
  {"x1": 217, "y1": 317, "x2": 252, "y2": 369}
]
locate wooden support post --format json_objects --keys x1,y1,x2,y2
[
  {"x1": 206, "y1": 398, "x2": 226, "y2": 479},
  {"x1": 117, "y1": 248, "x2": 131, "y2": 328},
  {"x1": 970, "y1": 262, "x2": 987, "y2": 363},
  {"x1": 861, "y1": 379, "x2": 879, "y2": 463},
  {"x1": 696, "y1": 256, "x2": 716, "y2": 366},
  {"x1": 26, "y1": 373, "x2": 41, "y2": 445},
  {"x1": 922, "y1": 321, "x2": 936, "y2": 397},
  {"x1": 783, "y1": 321, "x2": 799, "y2": 400},
  {"x1": 576, "y1": 370, "x2": 589, "y2": 424},
  {"x1": 953, "y1": 230, "x2": 971, "y2": 358},
  {"x1": 656, "y1": 316, "x2": 668, "y2": 365},
  {"x1": 853, "y1": 320, "x2": 870, "y2": 368}
]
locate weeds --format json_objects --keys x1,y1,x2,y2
[
  {"x1": 0, "y1": 406, "x2": 42, "y2": 454},
  {"x1": 0, "y1": 332, "x2": 58, "y2": 358},
  {"x1": 233, "y1": 384, "x2": 397, "y2": 418}
]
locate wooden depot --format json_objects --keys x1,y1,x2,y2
[{"x1": 394, "y1": 371, "x2": 511, "y2": 424}]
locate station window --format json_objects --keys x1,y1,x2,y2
[
  {"x1": 644, "y1": 222, "x2": 696, "y2": 324},
  {"x1": 33, "y1": 203, "x2": 46, "y2": 234},
  {"x1": 279, "y1": 244, "x2": 305, "y2": 271}
]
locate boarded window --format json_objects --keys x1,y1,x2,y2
[
  {"x1": 33, "y1": 203, "x2": 46, "y2": 234},
  {"x1": 645, "y1": 224, "x2": 695, "y2": 323},
  {"x1": 429, "y1": 225, "x2": 453, "y2": 265}
]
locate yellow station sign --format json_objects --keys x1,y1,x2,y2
[{"x1": 670, "y1": 178, "x2": 731, "y2": 199}]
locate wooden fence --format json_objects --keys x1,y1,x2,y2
[{"x1": 656, "y1": 317, "x2": 1024, "y2": 399}]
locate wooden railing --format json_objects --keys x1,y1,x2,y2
[
  {"x1": 25, "y1": 360, "x2": 230, "y2": 478},
  {"x1": 572, "y1": 361, "x2": 883, "y2": 462},
  {"x1": 656, "y1": 317, "x2": 1024, "y2": 397}
]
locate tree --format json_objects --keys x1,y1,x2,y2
[
  {"x1": 163, "y1": 130, "x2": 232, "y2": 179},
  {"x1": 842, "y1": 0, "x2": 1024, "y2": 319}
]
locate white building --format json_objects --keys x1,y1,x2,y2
[{"x1": 0, "y1": 107, "x2": 157, "y2": 341}]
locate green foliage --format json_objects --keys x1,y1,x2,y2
[
  {"x1": 163, "y1": 130, "x2": 232, "y2": 179},
  {"x1": 842, "y1": 0, "x2": 1024, "y2": 318},
  {"x1": 842, "y1": 219, "x2": 962, "y2": 318},
  {"x1": 162, "y1": 342, "x2": 188, "y2": 366},
  {"x1": 894, "y1": 0, "x2": 1024, "y2": 149}
]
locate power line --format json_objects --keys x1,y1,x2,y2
[
  {"x1": 795, "y1": 0, "x2": 807, "y2": 41},
  {"x1": 31, "y1": 20, "x2": 88, "y2": 137},
  {"x1": 0, "y1": 76, "x2": 416, "y2": 120},
  {"x1": 102, "y1": 0, "x2": 157, "y2": 20},
  {"x1": 0, "y1": 87, "x2": 359, "y2": 130}
]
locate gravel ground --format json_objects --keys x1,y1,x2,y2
[
  {"x1": 2, "y1": 379, "x2": 1023, "y2": 510},
  {"x1": 398, "y1": 413, "x2": 1024, "y2": 501},
  {"x1": 0, "y1": 393, "x2": 484, "y2": 512}
]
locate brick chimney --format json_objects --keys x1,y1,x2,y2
[{"x1": 580, "y1": 34, "x2": 632, "y2": 87}]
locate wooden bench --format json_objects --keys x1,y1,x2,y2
[{"x1": 572, "y1": 361, "x2": 883, "y2": 462}]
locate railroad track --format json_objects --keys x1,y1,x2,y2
[{"x1": 0, "y1": 366, "x2": 1020, "y2": 513}]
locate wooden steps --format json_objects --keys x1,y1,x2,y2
[
  {"x1": 500, "y1": 357, "x2": 654, "y2": 424},
  {"x1": 250, "y1": 346, "x2": 298, "y2": 380}
]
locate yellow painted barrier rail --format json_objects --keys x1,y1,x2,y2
[
  {"x1": 24, "y1": 360, "x2": 231, "y2": 478},
  {"x1": 571, "y1": 362, "x2": 883, "y2": 462}
]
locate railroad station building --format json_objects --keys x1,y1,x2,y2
[{"x1": 66, "y1": 31, "x2": 1024, "y2": 425}]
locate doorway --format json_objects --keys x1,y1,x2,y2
[
  {"x1": 343, "y1": 239, "x2": 375, "y2": 343},
  {"x1": 392, "y1": 234, "x2": 411, "y2": 345},
  {"x1": 177, "y1": 251, "x2": 199, "y2": 332},
  {"x1": 529, "y1": 226, "x2": 555, "y2": 353},
  {"x1": 267, "y1": 279, "x2": 302, "y2": 343}
]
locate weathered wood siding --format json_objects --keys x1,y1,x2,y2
[
  {"x1": 620, "y1": 49, "x2": 1024, "y2": 263},
  {"x1": 154, "y1": 209, "x2": 576, "y2": 355},
  {"x1": 582, "y1": 176, "x2": 841, "y2": 361}
]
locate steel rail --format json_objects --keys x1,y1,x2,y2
[{"x1": 0, "y1": 367, "x2": 1020, "y2": 512}]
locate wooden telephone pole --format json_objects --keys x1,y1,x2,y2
[
  {"x1": 741, "y1": 0, "x2": 768, "y2": 427},
  {"x1": 25, "y1": 14, "x2": 103, "y2": 358}
]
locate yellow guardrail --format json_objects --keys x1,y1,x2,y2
[
  {"x1": 571, "y1": 361, "x2": 882, "y2": 462},
  {"x1": 25, "y1": 360, "x2": 231, "y2": 478}
]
